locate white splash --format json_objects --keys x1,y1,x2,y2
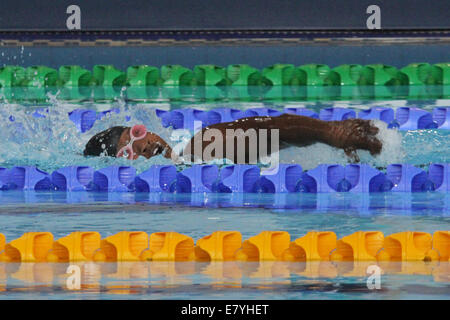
[{"x1": 278, "y1": 120, "x2": 405, "y2": 170}]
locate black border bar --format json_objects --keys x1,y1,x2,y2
[
  {"x1": 0, "y1": 0, "x2": 448, "y2": 32},
  {"x1": 0, "y1": 29, "x2": 449, "y2": 43}
]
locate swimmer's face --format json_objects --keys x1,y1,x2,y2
[{"x1": 117, "y1": 128, "x2": 169, "y2": 160}]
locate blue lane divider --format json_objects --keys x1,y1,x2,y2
[
  {"x1": 0, "y1": 167, "x2": 8, "y2": 190},
  {"x1": 135, "y1": 165, "x2": 177, "y2": 192},
  {"x1": 358, "y1": 107, "x2": 398, "y2": 128},
  {"x1": 396, "y1": 107, "x2": 438, "y2": 130},
  {"x1": 176, "y1": 164, "x2": 219, "y2": 193},
  {"x1": 319, "y1": 107, "x2": 356, "y2": 121},
  {"x1": 259, "y1": 164, "x2": 303, "y2": 193},
  {"x1": 219, "y1": 165, "x2": 261, "y2": 193},
  {"x1": 2, "y1": 166, "x2": 53, "y2": 191},
  {"x1": 386, "y1": 164, "x2": 433, "y2": 192},
  {"x1": 242, "y1": 107, "x2": 283, "y2": 118},
  {"x1": 0, "y1": 163, "x2": 448, "y2": 193},
  {"x1": 426, "y1": 163, "x2": 449, "y2": 192},
  {"x1": 297, "y1": 164, "x2": 344, "y2": 193},
  {"x1": 92, "y1": 166, "x2": 136, "y2": 192},
  {"x1": 154, "y1": 107, "x2": 448, "y2": 131},
  {"x1": 68, "y1": 108, "x2": 124, "y2": 133},
  {"x1": 345, "y1": 164, "x2": 391, "y2": 193},
  {"x1": 155, "y1": 108, "x2": 205, "y2": 131},
  {"x1": 195, "y1": 108, "x2": 241, "y2": 127},
  {"x1": 432, "y1": 107, "x2": 450, "y2": 129},
  {"x1": 283, "y1": 107, "x2": 319, "y2": 118},
  {"x1": 51, "y1": 166, "x2": 94, "y2": 191},
  {"x1": 58, "y1": 106, "x2": 450, "y2": 133},
  {"x1": 68, "y1": 109, "x2": 98, "y2": 133}
]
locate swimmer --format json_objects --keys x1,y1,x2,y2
[{"x1": 83, "y1": 114, "x2": 382, "y2": 163}]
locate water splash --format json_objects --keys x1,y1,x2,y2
[
  {"x1": 0, "y1": 98, "x2": 448, "y2": 173},
  {"x1": 0, "y1": 98, "x2": 174, "y2": 173}
]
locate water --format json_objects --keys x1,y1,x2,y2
[
  {"x1": 0, "y1": 192, "x2": 449, "y2": 238},
  {"x1": 0, "y1": 261, "x2": 449, "y2": 300},
  {"x1": 0, "y1": 97, "x2": 449, "y2": 299}
]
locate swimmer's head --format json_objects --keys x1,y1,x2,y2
[
  {"x1": 84, "y1": 126, "x2": 173, "y2": 160},
  {"x1": 83, "y1": 126, "x2": 127, "y2": 157}
]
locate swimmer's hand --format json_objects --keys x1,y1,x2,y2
[{"x1": 327, "y1": 119, "x2": 382, "y2": 162}]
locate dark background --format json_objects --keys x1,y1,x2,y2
[
  {"x1": 0, "y1": 0, "x2": 448, "y2": 31},
  {"x1": 0, "y1": 1, "x2": 447, "y2": 69}
]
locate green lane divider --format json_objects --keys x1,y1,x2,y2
[
  {"x1": 0, "y1": 63, "x2": 448, "y2": 103},
  {"x1": 193, "y1": 64, "x2": 230, "y2": 86}
]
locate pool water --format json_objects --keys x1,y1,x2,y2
[
  {"x1": 0, "y1": 97, "x2": 449, "y2": 299},
  {"x1": 0, "y1": 261, "x2": 449, "y2": 300}
]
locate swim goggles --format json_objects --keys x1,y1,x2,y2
[{"x1": 116, "y1": 124, "x2": 147, "y2": 160}]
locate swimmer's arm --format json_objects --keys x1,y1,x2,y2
[
  {"x1": 266, "y1": 114, "x2": 332, "y2": 147},
  {"x1": 182, "y1": 114, "x2": 381, "y2": 163},
  {"x1": 234, "y1": 114, "x2": 382, "y2": 157},
  {"x1": 226, "y1": 114, "x2": 333, "y2": 147}
]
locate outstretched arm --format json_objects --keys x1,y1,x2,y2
[{"x1": 184, "y1": 114, "x2": 382, "y2": 163}]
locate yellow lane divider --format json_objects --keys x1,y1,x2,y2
[{"x1": 0, "y1": 230, "x2": 448, "y2": 263}]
